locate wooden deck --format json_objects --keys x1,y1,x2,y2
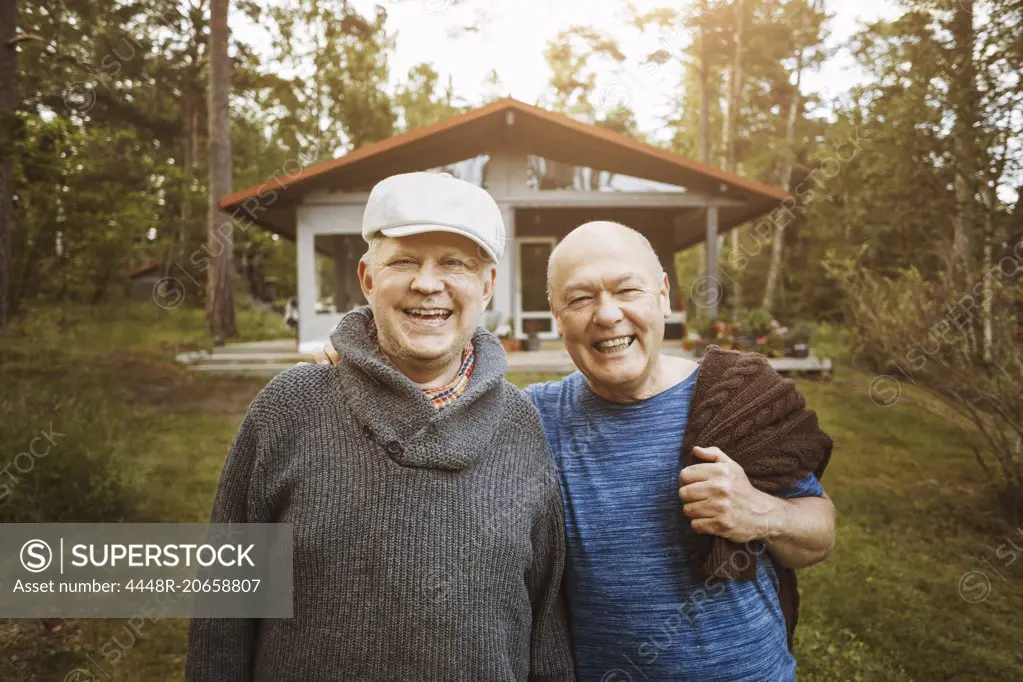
[{"x1": 176, "y1": 339, "x2": 833, "y2": 379}]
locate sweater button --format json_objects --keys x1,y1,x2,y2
[
  {"x1": 385, "y1": 441, "x2": 403, "y2": 455},
  {"x1": 362, "y1": 425, "x2": 373, "y2": 438}
]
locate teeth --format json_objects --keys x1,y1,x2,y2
[
  {"x1": 595, "y1": 336, "x2": 633, "y2": 351},
  {"x1": 407, "y1": 308, "x2": 450, "y2": 317}
]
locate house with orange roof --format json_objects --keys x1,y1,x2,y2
[{"x1": 222, "y1": 98, "x2": 788, "y2": 353}]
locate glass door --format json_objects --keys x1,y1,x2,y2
[{"x1": 516, "y1": 237, "x2": 557, "y2": 339}]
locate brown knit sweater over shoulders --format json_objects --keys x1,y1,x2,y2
[{"x1": 681, "y1": 344, "x2": 834, "y2": 650}]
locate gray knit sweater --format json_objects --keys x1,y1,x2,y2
[{"x1": 186, "y1": 307, "x2": 575, "y2": 682}]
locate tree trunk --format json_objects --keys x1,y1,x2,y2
[
  {"x1": 1013, "y1": 186, "x2": 1023, "y2": 345},
  {"x1": 694, "y1": 0, "x2": 712, "y2": 323},
  {"x1": 722, "y1": 0, "x2": 744, "y2": 311},
  {"x1": 951, "y1": 0, "x2": 978, "y2": 279},
  {"x1": 177, "y1": 97, "x2": 194, "y2": 263},
  {"x1": 0, "y1": 0, "x2": 17, "y2": 333},
  {"x1": 206, "y1": 0, "x2": 235, "y2": 343},
  {"x1": 698, "y1": 0, "x2": 711, "y2": 166},
  {"x1": 721, "y1": 0, "x2": 743, "y2": 175},
  {"x1": 764, "y1": 0, "x2": 814, "y2": 312},
  {"x1": 981, "y1": 182, "x2": 993, "y2": 363}
]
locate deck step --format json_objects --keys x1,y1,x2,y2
[
  {"x1": 175, "y1": 340, "x2": 832, "y2": 378},
  {"x1": 186, "y1": 363, "x2": 300, "y2": 376}
]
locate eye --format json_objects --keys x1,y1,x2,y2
[
  {"x1": 569, "y1": 295, "x2": 592, "y2": 306},
  {"x1": 442, "y1": 258, "x2": 465, "y2": 268}
]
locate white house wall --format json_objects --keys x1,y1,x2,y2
[{"x1": 295, "y1": 203, "x2": 364, "y2": 353}]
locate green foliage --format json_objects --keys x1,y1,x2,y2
[
  {"x1": 8, "y1": 0, "x2": 402, "y2": 337},
  {"x1": 395, "y1": 63, "x2": 465, "y2": 132},
  {"x1": 12, "y1": 118, "x2": 163, "y2": 306},
  {"x1": 542, "y1": 25, "x2": 625, "y2": 118},
  {"x1": 732, "y1": 307, "x2": 774, "y2": 337},
  {"x1": 262, "y1": 1, "x2": 396, "y2": 152},
  {"x1": 825, "y1": 254, "x2": 1023, "y2": 518},
  {"x1": 539, "y1": 23, "x2": 645, "y2": 140},
  {"x1": 660, "y1": 0, "x2": 830, "y2": 175},
  {"x1": 805, "y1": 321, "x2": 851, "y2": 360}
]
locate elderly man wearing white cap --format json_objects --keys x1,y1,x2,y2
[{"x1": 186, "y1": 172, "x2": 575, "y2": 682}]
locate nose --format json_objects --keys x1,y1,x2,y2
[
  {"x1": 592, "y1": 292, "x2": 624, "y2": 327},
  {"x1": 410, "y1": 261, "x2": 445, "y2": 296}
]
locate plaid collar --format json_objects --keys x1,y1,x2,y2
[{"x1": 368, "y1": 319, "x2": 475, "y2": 409}]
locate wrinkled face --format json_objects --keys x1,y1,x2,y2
[
  {"x1": 550, "y1": 244, "x2": 671, "y2": 397},
  {"x1": 359, "y1": 231, "x2": 495, "y2": 374}
]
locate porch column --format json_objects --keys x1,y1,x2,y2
[
  {"x1": 296, "y1": 215, "x2": 317, "y2": 350},
  {"x1": 705, "y1": 205, "x2": 719, "y2": 318},
  {"x1": 493, "y1": 203, "x2": 516, "y2": 328}
]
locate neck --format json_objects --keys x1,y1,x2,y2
[
  {"x1": 588, "y1": 354, "x2": 697, "y2": 403},
  {"x1": 378, "y1": 346, "x2": 462, "y2": 390}
]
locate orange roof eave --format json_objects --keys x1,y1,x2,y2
[
  {"x1": 221, "y1": 98, "x2": 789, "y2": 212},
  {"x1": 219, "y1": 98, "x2": 514, "y2": 211}
]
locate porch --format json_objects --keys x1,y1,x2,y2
[{"x1": 175, "y1": 339, "x2": 833, "y2": 378}]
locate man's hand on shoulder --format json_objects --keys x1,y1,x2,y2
[{"x1": 304, "y1": 341, "x2": 341, "y2": 366}]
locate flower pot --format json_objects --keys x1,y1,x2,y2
[{"x1": 500, "y1": 337, "x2": 521, "y2": 353}]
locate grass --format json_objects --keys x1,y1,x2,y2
[
  {"x1": 0, "y1": 298, "x2": 281, "y2": 681},
  {"x1": 790, "y1": 371, "x2": 1023, "y2": 681},
  {"x1": 2, "y1": 301, "x2": 1022, "y2": 680}
]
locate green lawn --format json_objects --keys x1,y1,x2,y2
[{"x1": 2, "y1": 301, "x2": 1021, "y2": 680}]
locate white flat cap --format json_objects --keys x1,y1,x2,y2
[{"x1": 362, "y1": 171, "x2": 506, "y2": 263}]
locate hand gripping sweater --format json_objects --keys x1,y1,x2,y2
[
  {"x1": 186, "y1": 307, "x2": 575, "y2": 682},
  {"x1": 680, "y1": 344, "x2": 834, "y2": 651}
]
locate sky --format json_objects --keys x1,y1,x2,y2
[{"x1": 336, "y1": 0, "x2": 904, "y2": 140}]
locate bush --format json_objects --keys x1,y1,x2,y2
[
  {"x1": 826, "y1": 258, "x2": 1023, "y2": 520},
  {"x1": 733, "y1": 307, "x2": 775, "y2": 338},
  {"x1": 0, "y1": 358, "x2": 142, "y2": 523}
]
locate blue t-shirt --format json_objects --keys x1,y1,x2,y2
[{"x1": 526, "y1": 370, "x2": 825, "y2": 682}]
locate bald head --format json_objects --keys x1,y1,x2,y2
[{"x1": 547, "y1": 221, "x2": 664, "y2": 299}]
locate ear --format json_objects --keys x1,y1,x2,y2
[
  {"x1": 659, "y1": 271, "x2": 671, "y2": 319},
  {"x1": 480, "y1": 263, "x2": 497, "y2": 307},
  {"x1": 548, "y1": 295, "x2": 562, "y2": 337},
  {"x1": 358, "y1": 256, "x2": 374, "y2": 301}
]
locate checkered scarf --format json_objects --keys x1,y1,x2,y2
[{"x1": 368, "y1": 319, "x2": 475, "y2": 409}]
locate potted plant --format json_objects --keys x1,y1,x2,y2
[
  {"x1": 499, "y1": 317, "x2": 521, "y2": 352},
  {"x1": 500, "y1": 336, "x2": 521, "y2": 352}
]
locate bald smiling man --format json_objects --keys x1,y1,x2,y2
[
  {"x1": 318, "y1": 220, "x2": 836, "y2": 682},
  {"x1": 529, "y1": 221, "x2": 835, "y2": 681}
]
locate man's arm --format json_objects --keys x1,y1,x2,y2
[
  {"x1": 524, "y1": 480, "x2": 576, "y2": 681},
  {"x1": 758, "y1": 492, "x2": 835, "y2": 569},
  {"x1": 678, "y1": 446, "x2": 836, "y2": 570},
  {"x1": 185, "y1": 400, "x2": 269, "y2": 681}
]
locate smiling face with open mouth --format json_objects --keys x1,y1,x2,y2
[
  {"x1": 549, "y1": 222, "x2": 673, "y2": 402},
  {"x1": 359, "y1": 231, "x2": 495, "y2": 386}
]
